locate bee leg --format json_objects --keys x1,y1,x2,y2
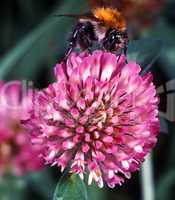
[
  {"x1": 63, "y1": 25, "x2": 81, "y2": 62},
  {"x1": 64, "y1": 22, "x2": 96, "y2": 62},
  {"x1": 124, "y1": 45, "x2": 128, "y2": 64},
  {"x1": 79, "y1": 35, "x2": 93, "y2": 53},
  {"x1": 117, "y1": 44, "x2": 128, "y2": 63},
  {"x1": 124, "y1": 45, "x2": 127, "y2": 56},
  {"x1": 63, "y1": 44, "x2": 75, "y2": 62},
  {"x1": 116, "y1": 47, "x2": 124, "y2": 62}
]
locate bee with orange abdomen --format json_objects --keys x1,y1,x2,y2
[{"x1": 56, "y1": 0, "x2": 129, "y2": 60}]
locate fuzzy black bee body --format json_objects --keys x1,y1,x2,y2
[
  {"x1": 64, "y1": 18, "x2": 128, "y2": 60},
  {"x1": 56, "y1": 7, "x2": 129, "y2": 61}
]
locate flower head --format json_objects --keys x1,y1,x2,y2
[
  {"x1": 25, "y1": 51, "x2": 159, "y2": 188},
  {"x1": 0, "y1": 81, "x2": 44, "y2": 176}
]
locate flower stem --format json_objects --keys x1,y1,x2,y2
[{"x1": 141, "y1": 153, "x2": 155, "y2": 200}]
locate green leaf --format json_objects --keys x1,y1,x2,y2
[
  {"x1": 128, "y1": 38, "x2": 163, "y2": 74},
  {"x1": 53, "y1": 173, "x2": 88, "y2": 200},
  {"x1": 0, "y1": 0, "x2": 88, "y2": 80},
  {"x1": 0, "y1": 175, "x2": 27, "y2": 200}
]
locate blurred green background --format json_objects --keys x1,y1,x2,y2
[{"x1": 0, "y1": 0, "x2": 175, "y2": 200}]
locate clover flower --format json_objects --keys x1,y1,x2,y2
[
  {"x1": 0, "y1": 81, "x2": 44, "y2": 176},
  {"x1": 24, "y1": 51, "x2": 159, "y2": 188}
]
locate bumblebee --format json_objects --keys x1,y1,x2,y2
[{"x1": 56, "y1": 0, "x2": 129, "y2": 60}]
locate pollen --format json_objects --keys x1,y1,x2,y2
[{"x1": 93, "y1": 7, "x2": 126, "y2": 31}]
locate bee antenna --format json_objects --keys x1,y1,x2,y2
[{"x1": 54, "y1": 14, "x2": 80, "y2": 18}]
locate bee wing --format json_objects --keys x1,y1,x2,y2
[{"x1": 54, "y1": 12, "x2": 98, "y2": 21}]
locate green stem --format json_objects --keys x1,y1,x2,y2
[{"x1": 141, "y1": 153, "x2": 155, "y2": 200}]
